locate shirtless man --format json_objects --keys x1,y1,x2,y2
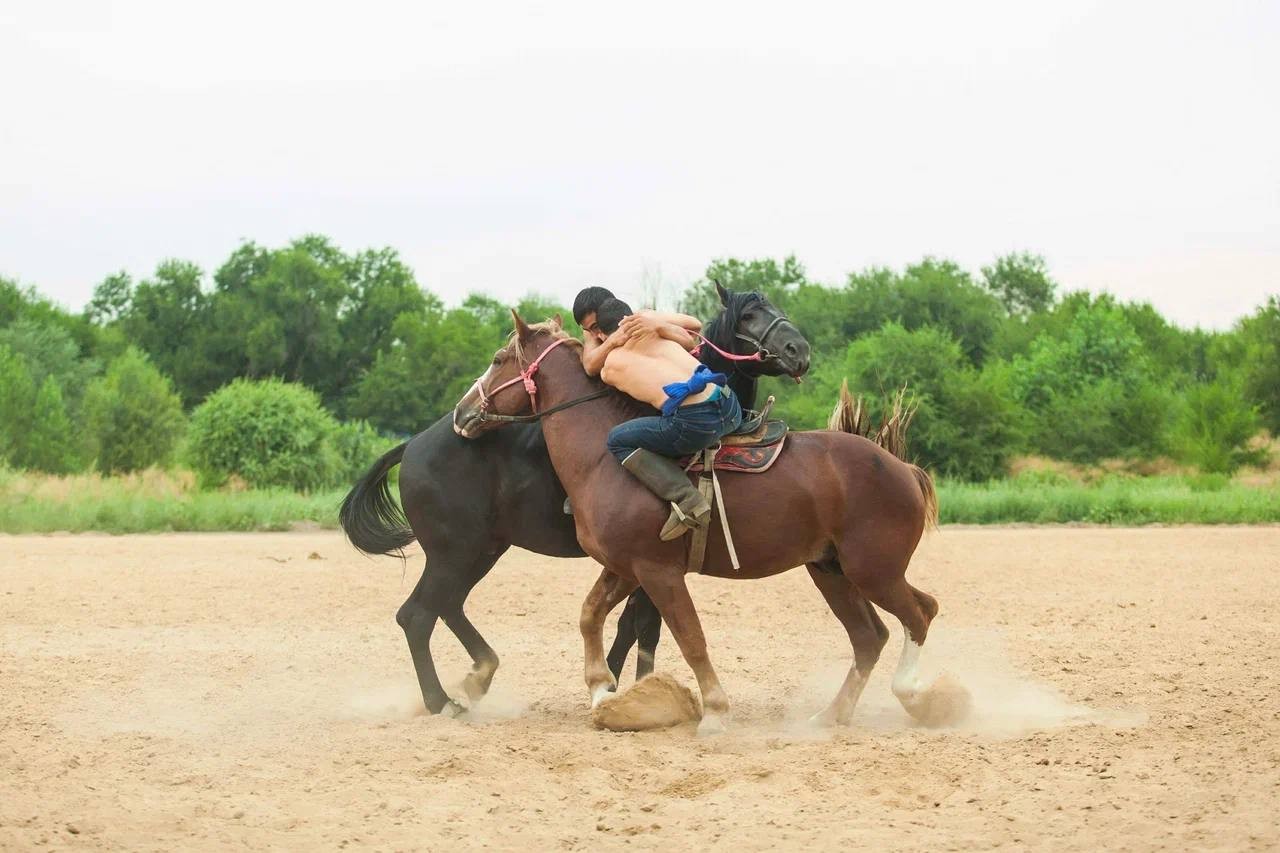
[{"x1": 575, "y1": 294, "x2": 743, "y2": 540}]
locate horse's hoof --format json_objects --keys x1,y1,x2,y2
[
  {"x1": 439, "y1": 699, "x2": 468, "y2": 719},
  {"x1": 808, "y1": 707, "x2": 837, "y2": 728},
  {"x1": 696, "y1": 714, "x2": 727, "y2": 737},
  {"x1": 590, "y1": 684, "x2": 615, "y2": 709}
]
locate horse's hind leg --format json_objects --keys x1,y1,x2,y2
[
  {"x1": 806, "y1": 563, "x2": 890, "y2": 726},
  {"x1": 606, "y1": 590, "x2": 663, "y2": 683},
  {"x1": 605, "y1": 594, "x2": 640, "y2": 682},
  {"x1": 397, "y1": 562, "x2": 459, "y2": 716},
  {"x1": 849, "y1": 564, "x2": 944, "y2": 719},
  {"x1": 442, "y1": 551, "x2": 505, "y2": 705},
  {"x1": 632, "y1": 592, "x2": 662, "y2": 680},
  {"x1": 580, "y1": 568, "x2": 639, "y2": 707}
]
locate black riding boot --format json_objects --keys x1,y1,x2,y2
[{"x1": 620, "y1": 449, "x2": 711, "y2": 541}]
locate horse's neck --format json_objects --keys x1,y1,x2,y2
[
  {"x1": 698, "y1": 324, "x2": 759, "y2": 411},
  {"x1": 535, "y1": 353, "x2": 626, "y2": 494},
  {"x1": 727, "y1": 373, "x2": 758, "y2": 412}
]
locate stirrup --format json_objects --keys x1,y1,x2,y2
[{"x1": 660, "y1": 501, "x2": 709, "y2": 541}]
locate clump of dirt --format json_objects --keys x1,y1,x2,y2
[
  {"x1": 900, "y1": 672, "x2": 973, "y2": 727},
  {"x1": 591, "y1": 672, "x2": 701, "y2": 731}
]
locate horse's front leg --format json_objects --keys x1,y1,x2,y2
[
  {"x1": 634, "y1": 562, "x2": 729, "y2": 735},
  {"x1": 579, "y1": 567, "x2": 638, "y2": 707}
]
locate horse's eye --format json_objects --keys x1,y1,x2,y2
[{"x1": 492, "y1": 356, "x2": 502, "y2": 366}]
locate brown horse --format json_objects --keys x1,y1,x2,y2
[{"x1": 453, "y1": 315, "x2": 947, "y2": 734}]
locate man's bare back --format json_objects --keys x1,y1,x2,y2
[{"x1": 601, "y1": 334, "x2": 708, "y2": 410}]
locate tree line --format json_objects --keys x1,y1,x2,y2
[{"x1": 1, "y1": 236, "x2": 1276, "y2": 487}]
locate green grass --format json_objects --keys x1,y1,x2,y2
[
  {"x1": 1, "y1": 467, "x2": 1277, "y2": 534},
  {"x1": 937, "y1": 473, "x2": 1280, "y2": 525},
  {"x1": 0, "y1": 468, "x2": 346, "y2": 534}
]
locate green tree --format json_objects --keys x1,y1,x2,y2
[
  {"x1": 1012, "y1": 300, "x2": 1172, "y2": 461},
  {"x1": 23, "y1": 376, "x2": 80, "y2": 473},
  {"x1": 0, "y1": 343, "x2": 37, "y2": 466},
  {"x1": 981, "y1": 252, "x2": 1057, "y2": 316},
  {"x1": 787, "y1": 324, "x2": 1021, "y2": 480},
  {"x1": 0, "y1": 319, "x2": 99, "y2": 410},
  {"x1": 347, "y1": 305, "x2": 507, "y2": 434},
  {"x1": 680, "y1": 256, "x2": 808, "y2": 320},
  {"x1": 1234, "y1": 296, "x2": 1280, "y2": 432},
  {"x1": 82, "y1": 348, "x2": 186, "y2": 473}
]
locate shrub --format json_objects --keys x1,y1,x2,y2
[
  {"x1": 187, "y1": 378, "x2": 340, "y2": 490},
  {"x1": 330, "y1": 419, "x2": 400, "y2": 485},
  {"x1": 82, "y1": 348, "x2": 186, "y2": 473},
  {"x1": 1168, "y1": 377, "x2": 1266, "y2": 474}
]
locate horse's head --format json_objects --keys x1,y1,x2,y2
[
  {"x1": 452, "y1": 311, "x2": 581, "y2": 439},
  {"x1": 711, "y1": 281, "x2": 810, "y2": 379}
]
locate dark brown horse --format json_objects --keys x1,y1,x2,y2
[{"x1": 453, "y1": 315, "x2": 949, "y2": 734}]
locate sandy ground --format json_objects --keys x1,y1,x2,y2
[{"x1": 2, "y1": 528, "x2": 1279, "y2": 851}]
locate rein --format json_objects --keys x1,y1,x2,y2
[{"x1": 474, "y1": 388, "x2": 611, "y2": 424}]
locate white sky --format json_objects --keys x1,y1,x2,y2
[{"x1": 1, "y1": 1, "x2": 1276, "y2": 329}]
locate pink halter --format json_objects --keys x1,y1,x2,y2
[{"x1": 471, "y1": 335, "x2": 573, "y2": 416}]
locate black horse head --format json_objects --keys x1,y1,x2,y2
[{"x1": 699, "y1": 282, "x2": 810, "y2": 409}]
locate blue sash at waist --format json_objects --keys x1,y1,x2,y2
[{"x1": 661, "y1": 364, "x2": 728, "y2": 417}]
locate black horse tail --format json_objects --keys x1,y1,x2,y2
[
  {"x1": 829, "y1": 380, "x2": 939, "y2": 530},
  {"x1": 339, "y1": 441, "x2": 416, "y2": 558}
]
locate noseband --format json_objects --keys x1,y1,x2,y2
[{"x1": 734, "y1": 312, "x2": 792, "y2": 362}]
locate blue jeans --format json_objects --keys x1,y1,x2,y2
[{"x1": 607, "y1": 386, "x2": 743, "y2": 463}]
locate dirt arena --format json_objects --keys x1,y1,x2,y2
[{"x1": 2, "y1": 528, "x2": 1278, "y2": 850}]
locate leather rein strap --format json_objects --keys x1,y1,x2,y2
[{"x1": 475, "y1": 387, "x2": 611, "y2": 424}]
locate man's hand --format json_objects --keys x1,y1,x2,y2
[
  {"x1": 622, "y1": 312, "x2": 697, "y2": 351},
  {"x1": 582, "y1": 326, "x2": 631, "y2": 376},
  {"x1": 618, "y1": 313, "x2": 662, "y2": 339}
]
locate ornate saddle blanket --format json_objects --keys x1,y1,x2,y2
[{"x1": 680, "y1": 421, "x2": 787, "y2": 474}]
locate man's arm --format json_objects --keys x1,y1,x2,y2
[
  {"x1": 582, "y1": 329, "x2": 629, "y2": 376},
  {"x1": 644, "y1": 311, "x2": 702, "y2": 332},
  {"x1": 619, "y1": 312, "x2": 700, "y2": 351}
]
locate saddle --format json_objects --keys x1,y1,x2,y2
[{"x1": 678, "y1": 396, "x2": 788, "y2": 474}]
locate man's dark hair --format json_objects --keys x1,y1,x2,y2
[
  {"x1": 595, "y1": 298, "x2": 633, "y2": 335},
  {"x1": 572, "y1": 286, "x2": 615, "y2": 326}
]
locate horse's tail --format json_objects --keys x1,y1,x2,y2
[
  {"x1": 829, "y1": 380, "x2": 938, "y2": 530},
  {"x1": 339, "y1": 441, "x2": 416, "y2": 558}
]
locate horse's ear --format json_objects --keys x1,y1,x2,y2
[
  {"x1": 552, "y1": 313, "x2": 564, "y2": 329},
  {"x1": 511, "y1": 309, "x2": 532, "y2": 342},
  {"x1": 714, "y1": 279, "x2": 730, "y2": 306}
]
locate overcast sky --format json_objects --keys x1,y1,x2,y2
[{"x1": 2, "y1": 1, "x2": 1276, "y2": 328}]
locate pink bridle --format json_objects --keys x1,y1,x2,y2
[
  {"x1": 689, "y1": 333, "x2": 764, "y2": 363},
  {"x1": 470, "y1": 335, "x2": 575, "y2": 416}
]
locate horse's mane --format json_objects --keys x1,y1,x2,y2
[
  {"x1": 513, "y1": 319, "x2": 652, "y2": 420},
  {"x1": 509, "y1": 321, "x2": 583, "y2": 366},
  {"x1": 700, "y1": 289, "x2": 762, "y2": 363}
]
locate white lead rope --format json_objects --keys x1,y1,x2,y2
[{"x1": 710, "y1": 466, "x2": 740, "y2": 572}]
